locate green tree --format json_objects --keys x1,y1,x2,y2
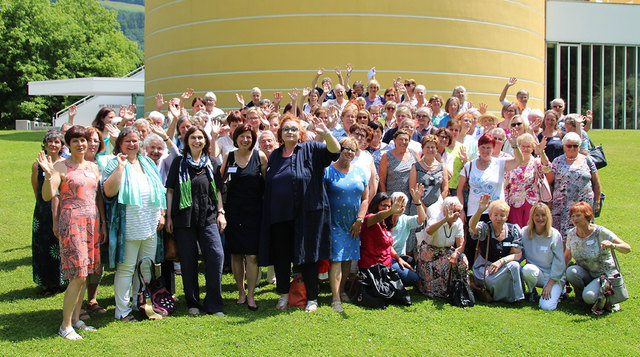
[{"x1": 0, "y1": 0, "x2": 143, "y2": 128}]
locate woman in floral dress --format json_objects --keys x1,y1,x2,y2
[
  {"x1": 38, "y1": 125, "x2": 105, "y2": 340},
  {"x1": 546, "y1": 132, "x2": 602, "y2": 240}
]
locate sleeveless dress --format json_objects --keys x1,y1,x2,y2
[
  {"x1": 414, "y1": 161, "x2": 444, "y2": 208},
  {"x1": 32, "y1": 166, "x2": 64, "y2": 287},
  {"x1": 385, "y1": 150, "x2": 418, "y2": 252},
  {"x1": 225, "y1": 150, "x2": 264, "y2": 255},
  {"x1": 57, "y1": 161, "x2": 101, "y2": 280},
  {"x1": 324, "y1": 165, "x2": 368, "y2": 261}
]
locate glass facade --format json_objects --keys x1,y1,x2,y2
[{"x1": 546, "y1": 43, "x2": 640, "y2": 129}]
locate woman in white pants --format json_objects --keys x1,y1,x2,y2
[
  {"x1": 103, "y1": 127, "x2": 166, "y2": 321},
  {"x1": 521, "y1": 202, "x2": 565, "y2": 310}
]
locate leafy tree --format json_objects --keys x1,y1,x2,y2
[{"x1": 0, "y1": 0, "x2": 143, "y2": 128}]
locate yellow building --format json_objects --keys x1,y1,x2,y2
[{"x1": 145, "y1": 0, "x2": 546, "y2": 114}]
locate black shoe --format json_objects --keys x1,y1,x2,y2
[
  {"x1": 248, "y1": 304, "x2": 259, "y2": 311},
  {"x1": 528, "y1": 290, "x2": 539, "y2": 303}
]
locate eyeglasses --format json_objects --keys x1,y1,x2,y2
[
  {"x1": 552, "y1": 105, "x2": 564, "y2": 109},
  {"x1": 565, "y1": 144, "x2": 579, "y2": 148},
  {"x1": 351, "y1": 132, "x2": 366, "y2": 139},
  {"x1": 385, "y1": 93, "x2": 395, "y2": 97},
  {"x1": 341, "y1": 146, "x2": 357, "y2": 153},
  {"x1": 282, "y1": 127, "x2": 299, "y2": 133},
  {"x1": 416, "y1": 114, "x2": 429, "y2": 118},
  {"x1": 506, "y1": 109, "x2": 517, "y2": 114},
  {"x1": 511, "y1": 122, "x2": 523, "y2": 127}
]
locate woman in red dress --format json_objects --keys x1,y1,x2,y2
[{"x1": 38, "y1": 125, "x2": 105, "y2": 341}]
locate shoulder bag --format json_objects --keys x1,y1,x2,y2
[
  {"x1": 588, "y1": 139, "x2": 607, "y2": 169},
  {"x1": 607, "y1": 248, "x2": 629, "y2": 305},
  {"x1": 136, "y1": 257, "x2": 177, "y2": 319},
  {"x1": 470, "y1": 225, "x2": 493, "y2": 303}
]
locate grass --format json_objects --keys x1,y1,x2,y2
[{"x1": 0, "y1": 129, "x2": 639, "y2": 356}]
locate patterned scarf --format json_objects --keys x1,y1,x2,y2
[{"x1": 178, "y1": 153, "x2": 217, "y2": 210}]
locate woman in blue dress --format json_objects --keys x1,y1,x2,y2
[{"x1": 324, "y1": 137, "x2": 369, "y2": 312}]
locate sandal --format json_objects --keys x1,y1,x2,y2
[
  {"x1": 331, "y1": 301, "x2": 343, "y2": 313},
  {"x1": 58, "y1": 326, "x2": 82, "y2": 341},
  {"x1": 72, "y1": 320, "x2": 97, "y2": 332},
  {"x1": 305, "y1": 300, "x2": 318, "y2": 313},
  {"x1": 79, "y1": 309, "x2": 90, "y2": 321},
  {"x1": 86, "y1": 302, "x2": 107, "y2": 314},
  {"x1": 340, "y1": 292, "x2": 351, "y2": 303},
  {"x1": 276, "y1": 296, "x2": 288, "y2": 310}
]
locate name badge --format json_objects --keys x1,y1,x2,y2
[
  {"x1": 503, "y1": 242, "x2": 516, "y2": 247},
  {"x1": 540, "y1": 246, "x2": 549, "y2": 252},
  {"x1": 228, "y1": 167, "x2": 238, "y2": 174},
  {"x1": 84, "y1": 170, "x2": 96, "y2": 180},
  {"x1": 586, "y1": 240, "x2": 595, "y2": 246}
]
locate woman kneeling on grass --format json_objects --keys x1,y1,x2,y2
[
  {"x1": 565, "y1": 202, "x2": 631, "y2": 312},
  {"x1": 521, "y1": 203, "x2": 565, "y2": 310},
  {"x1": 38, "y1": 125, "x2": 105, "y2": 340},
  {"x1": 469, "y1": 195, "x2": 525, "y2": 303}
]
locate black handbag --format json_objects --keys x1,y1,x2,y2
[
  {"x1": 137, "y1": 257, "x2": 177, "y2": 319},
  {"x1": 447, "y1": 264, "x2": 475, "y2": 308},
  {"x1": 355, "y1": 264, "x2": 411, "y2": 309},
  {"x1": 588, "y1": 140, "x2": 607, "y2": 169}
]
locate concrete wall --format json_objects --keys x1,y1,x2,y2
[{"x1": 145, "y1": 0, "x2": 546, "y2": 113}]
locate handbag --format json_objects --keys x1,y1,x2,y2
[
  {"x1": 288, "y1": 273, "x2": 307, "y2": 308},
  {"x1": 136, "y1": 257, "x2": 177, "y2": 319},
  {"x1": 221, "y1": 151, "x2": 234, "y2": 204},
  {"x1": 163, "y1": 231, "x2": 179, "y2": 261},
  {"x1": 447, "y1": 264, "x2": 475, "y2": 308},
  {"x1": 470, "y1": 232, "x2": 493, "y2": 303},
  {"x1": 588, "y1": 140, "x2": 607, "y2": 169},
  {"x1": 607, "y1": 249, "x2": 629, "y2": 305},
  {"x1": 537, "y1": 167, "x2": 552, "y2": 203},
  {"x1": 594, "y1": 192, "x2": 605, "y2": 218}
]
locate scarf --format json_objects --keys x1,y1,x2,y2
[{"x1": 178, "y1": 153, "x2": 217, "y2": 210}]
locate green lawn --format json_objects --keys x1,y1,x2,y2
[{"x1": 0, "y1": 130, "x2": 638, "y2": 356}]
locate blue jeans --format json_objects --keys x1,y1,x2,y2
[
  {"x1": 391, "y1": 259, "x2": 418, "y2": 287},
  {"x1": 175, "y1": 223, "x2": 224, "y2": 314}
]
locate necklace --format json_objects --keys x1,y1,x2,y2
[{"x1": 443, "y1": 224, "x2": 453, "y2": 240}]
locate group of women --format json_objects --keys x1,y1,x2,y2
[{"x1": 31, "y1": 75, "x2": 631, "y2": 340}]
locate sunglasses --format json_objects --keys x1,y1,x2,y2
[
  {"x1": 282, "y1": 127, "x2": 299, "y2": 133},
  {"x1": 565, "y1": 144, "x2": 579, "y2": 148},
  {"x1": 511, "y1": 122, "x2": 523, "y2": 127},
  {"x1": 386, "y1": 93, "x2": 395, "y2": 97},
  {"x1": 404, "y1": 83, "x2": 412, "y2": 87},
  {"x1": 357, "y1": 115, "x2": 368, "y2": 119},
  {"x1": 552, "y1": 105, "x2": 564, "y2": 108},
  {"x1": 386, "y1": 107, "x2": 396, "y2": 111}
]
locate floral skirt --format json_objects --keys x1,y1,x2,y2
[
  {"x1": 58, "y1": 206, "x2": 100, "y2": 280},
  {"x1": 416, "y1": 243, "x2": 468, "y2": 298}
]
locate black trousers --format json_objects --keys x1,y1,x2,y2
[{"x1": 270, "y1": 221, "x2": 319, "y2": 300}]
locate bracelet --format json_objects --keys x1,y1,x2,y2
[
  {"x1": 356, "y1": 217, "x2": 364, "y2": 223},
  {"x1": 414, "y1": 203, "x2": 422, "y2": 206}
]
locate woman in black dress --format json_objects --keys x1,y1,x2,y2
[
  {"x1": 31, "y1": 130, "x2": 65, "y2": 296},
  {"x1": 221, "y1": 124, "x2": 267, "y2": 311}
]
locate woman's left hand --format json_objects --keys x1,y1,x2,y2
[
  {"x1": 349, "y1": 219, "x2": 362, "y2": 239},
  {"x1": 535, "y1": 136, "x2": 547, "y2": 156},
  {"x1": 99, "y1": 223, "x2": 108, "y2": 244},
  {"x1": 488, "y1": 260, "x2": 503, "y2": 275},
  {"x1": 448, "y1": 251, "x2": 459, "y2": 265},
  {"x1": 541, "y1": 280, "x2": 554, "y2": 300},
  {"x1": 157, "y1": 215, "x2": 165, "y2": 231},
  {"x1": 600, "y1": 240, "x2": 614, "y2": 249},
  {"x1": 410, "y1": 183, "x2": 425, "y2": 202},
  {"x1": 398, "y1": 257, "x2": 415, "y2": 271},
  {"x1": 217, "y1": 214, "x2": 227, "y2": 233}
]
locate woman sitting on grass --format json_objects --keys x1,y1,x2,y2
[
  {"x1": 521, "y1": 203, "x2": 565, "y2": 310},
  {"x1": 469, "y1": 195, "x2": 525, "y2": 303}
]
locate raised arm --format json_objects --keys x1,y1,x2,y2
[
  {"x1": 469, "y1": 194, "x2": 490, "y2": 235},
  {"x1": 410, "y1": 183, "x2": 427, "y2": 225},
  {"x1": 335, "y1": 66, "x2": 344, "y2": 87},
  {"x1": 103, "y1": 154, "x2": 127, "y2": 198},
  {"x1": 311, "y1": 115, "x2": 339, "y2": 153},
  {"x1": 365, "y1": 194, "x2": 405, "y2": 228},
  {"x1": 504, "y1": 139, "x2": 524, "y2": 171},
  {"x1": 499, "y1": 77, "x2": 517, "y2": 104},
  {"x1": 311, "y1": 68, "x2": 324, "y2": 89},
  {"x1": 36, "y1": 151, "x2": 60, "y2": 202},
  {"x1": 68, "y1": 105, "x2": 77, "y2": 125}
]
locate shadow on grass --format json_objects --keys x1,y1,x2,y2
[
  {"x1": 0, "y1": 131, "x2": 47, "y2": 143},
  {"x1": 1, "y1": 245, "x2": 30, "y2": 254},
  {"x1": 0, "y1": 256, "x2": 31, "y2": 272}
]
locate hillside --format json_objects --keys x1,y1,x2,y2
[{"x1": 98, "y1": 0, "x2": 145, "y2": 52}]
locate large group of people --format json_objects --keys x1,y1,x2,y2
[{"x1": 30, "y1": 67, "x2": 630, "y2": 341}]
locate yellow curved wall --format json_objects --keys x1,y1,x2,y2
[{"x1": 145, "y1": 0, "x2": 545, "y2": 113}]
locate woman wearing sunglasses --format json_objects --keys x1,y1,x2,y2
[{"x1": 546, "y1": 132, "x2": 602, "y2": 240}]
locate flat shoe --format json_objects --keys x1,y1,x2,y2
[
  {"x1": 276, "y1": 296, "x2": 288, "y2": 310},
  {"x1": 72, "y1": 320, "x2": 97, "y2": 332},
  {"x1": 248, "y1": 304, "x2": 259, "y2": 311},
  {"x1": 340, "y1": 292, "x2": 351, "y2": 303},
  {"x1": 305, "y1": 300, "x2": 318, "y2": 313},
  {"x1": 119, "y1": 314, "x2": 137, "y2": 322},
  {"x1": 58, "y1": 326, "x2": 82, "y2": 341},
  {"x1": 79, "y1": 309, "x2": 90, "y2": 321}
]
